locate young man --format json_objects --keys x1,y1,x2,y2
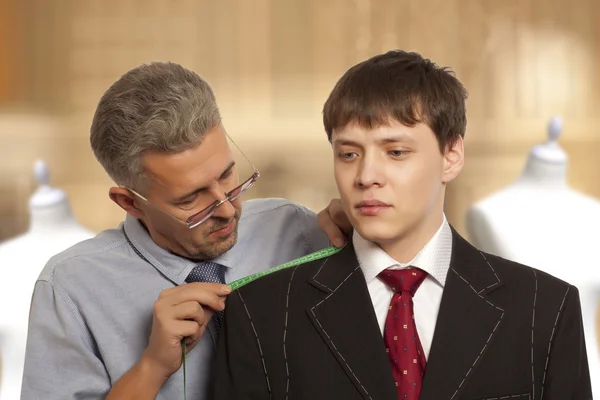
[
  {"x1": 19, "y1": 62, "x2": 349, "y2": 400},
  {"x1": 212, "y1": 50, "x2": 592, "y2": 399}
]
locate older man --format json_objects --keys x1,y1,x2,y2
[{"x1": 20, "y1": 61, "x2": 350, "y2": 400}]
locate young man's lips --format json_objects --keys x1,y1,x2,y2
[
  {"x1": 355, "y1": 200, "x2": 391, "y2": 208},
  {"x1": 355, "y1": 200, "x2": 391, "y2": 216}
]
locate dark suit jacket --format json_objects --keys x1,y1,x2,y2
[{"x1": 212, "y1": 227, "x2": 592, "y2": 399}]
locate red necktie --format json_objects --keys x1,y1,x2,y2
[{"x1": 378, "y1": 268, "x2": 427, "y2": 399}]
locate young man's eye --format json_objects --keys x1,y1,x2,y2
[
  {"x1": 339, "y1": 152, "x2": 357, "y2": 160},
  {"x1": 389, "y1": 150, "x2": 406, "y2": 157}
]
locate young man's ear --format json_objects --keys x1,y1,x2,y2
[
  {"x1": 442, "y1": 136, "x2": 464, "y2": 184},
  {"x1": 109, "y1": 187, "x2": 145, "y2": 219}
]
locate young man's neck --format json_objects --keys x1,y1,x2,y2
[{"x1": 378, "y1": 213, "x2": 445, "y2": 264}]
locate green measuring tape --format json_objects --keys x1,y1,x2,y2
[
  {"x1": 181, "y1": 244, "x2": 345, "y2": 399},
  {"x1": 228, "y1": 244, "x2": 345, "y2": 290}
]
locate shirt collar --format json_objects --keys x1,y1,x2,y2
[
  {"x1": 123, "y1": 214, "x2": 197, "y2": 284},
  {"x1": 123, "y1": 214, "x2": 242, "y2": 285},
  {"x1": 353, "y1": 215, "x2": 453, "y2": 287}
]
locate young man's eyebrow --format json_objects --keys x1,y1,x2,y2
[
  {"x1": 334, "y1": 135, "x2": 416, "y2": 147},
  {"x1": 333, "y1": 139, "x2": 362, "y2": 147},
  {"x1": 376, "y1": 135, "x2": 416, "y2": 145}
]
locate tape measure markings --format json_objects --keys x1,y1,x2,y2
[
  {"x1": 181, "y1": 244, "x2": 345, "y2": 399},
  {"x1": 228, "y1": 245, "x2": 344, "y2": 291}
]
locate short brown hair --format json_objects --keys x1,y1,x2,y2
[{"x1": 322, "y1": 50, "x2": 468, "y2": 152}]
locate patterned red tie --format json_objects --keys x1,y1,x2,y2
[{"x1": 378, "y1": 268, "x2": 427, "y2": 399}]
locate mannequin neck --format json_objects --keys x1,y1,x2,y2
[
  {"x1": 516, "y1": 153, "x2": 568, "y2": 189},
  {"x1": 28, "y1": 199, "x2": 80, "y2": 234}
]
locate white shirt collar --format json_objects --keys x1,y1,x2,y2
[{"x1": 353, "y1": 215, "x2": 453, "y2": 287}]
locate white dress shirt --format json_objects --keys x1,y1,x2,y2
[{"x1": 353, "y1": 216, "x2": 453, "y2": 360}]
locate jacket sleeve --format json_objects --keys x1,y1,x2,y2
[
  {"x1": 542, "y1": 285, "x2": 593, "y2": 400},
  {"x1": 211, "y1": 290, "x2": 271, "y2": 399}
]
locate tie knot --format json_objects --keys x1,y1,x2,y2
[
  {"x1": 378, "y1": 268, "x2": 427, "y2": 296},
  {"x1": 186, "y1": 261, "x2": 226, "y2": 284}
]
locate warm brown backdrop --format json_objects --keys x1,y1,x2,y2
[{"x1": 1, "y1": 0, "x2": 599, "y2": 337}]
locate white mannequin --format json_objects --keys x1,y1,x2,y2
[
  {"x1": 0, "y1": 160, "x2": 95, "y2": 400},
  {"x1": 466, "y1": 116, "x2": 600, "y2": 395}
]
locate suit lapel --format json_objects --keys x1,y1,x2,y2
[
  {"x1": 306, "y1": 242, "x2": 398, "y2": 400},
  {"x1": 420, "y1": 227, "x2": 505, "y2": 400}
]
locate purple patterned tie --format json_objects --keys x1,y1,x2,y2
[{"x1": 186, "y1": 262, "x2": 226, "y2": 335}]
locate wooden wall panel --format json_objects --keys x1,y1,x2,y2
[
  {"x1": 0, "y1": 0, "x2": 21, "y2": 105},
  {"x1": 1, "y1": 0, "x2": 599, "y2": 243}
]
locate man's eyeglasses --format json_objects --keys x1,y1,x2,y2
[{"x1": 124, "y1": 135, "x2": 260, "y2": 229}]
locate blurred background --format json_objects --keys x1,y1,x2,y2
[
  {"x1": 1, "y1": 0, "x2": 599, "y2": 237},
  {"x1": 0, "y1": 0, "x2": 599, "y2": 396}
]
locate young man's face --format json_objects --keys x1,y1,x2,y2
[{"x1": 332, "y1": 119, "x2": 463, "y2": 254}]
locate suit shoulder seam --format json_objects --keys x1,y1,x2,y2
[
  {"x1": 539, "y1": 284, "x2": 571, "y2": 398},
  {"x1": 235, "y1": 290, "x2": 273, "y2": 396}
]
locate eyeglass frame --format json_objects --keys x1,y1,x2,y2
[{"x1": 123, "y1": 135, "x2": 260, "y2": 229}]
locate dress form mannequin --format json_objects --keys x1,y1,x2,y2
[
  {"x1": 466, "y1": 116, "x2": 600, "y2": 396},
  {"x1": 0, "y1": 160, "x2": 95, "y2": 400}
]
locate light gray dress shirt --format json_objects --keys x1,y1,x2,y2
[{"x1": 20, "y1": 198, "x2": 330, "y2": 400}]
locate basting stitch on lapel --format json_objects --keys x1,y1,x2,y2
[
  {"x1": 283, "y1": 266, "x2": 300, "y2": 400},
  {"x1": 477, "y1": 252, "x2": 502, "y2": 294},
  {"x1": 450, "y1": 265, "x2": 505, "y2": 400},
  {"x1": 531, "y1": 269, "x2": 538, "y2": 400},
  {"x1": 236, "y1": 290, "x2": 273, "y2": 398},
  {"x1": 310, "y1": 263, "x2": 373, "y2": 400},
  {"x1": 311, "y1": 256, "x2": 334, "y2": 292},
  {"x1": 539, "y1": 285, "x2": 570, "y2": 400}
]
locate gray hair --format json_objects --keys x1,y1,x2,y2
[{"x1": 90, "y1": 61, "x2": 221, "y2": 192}]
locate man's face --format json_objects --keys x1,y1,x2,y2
[
  {"x1": 332, "y1": 119, "x2": 463, "y2": 251},
  {"x1": 138, "y1": 124, "x2": 243, "y2": 260}
]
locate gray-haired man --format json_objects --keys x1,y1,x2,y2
[{"x1": 20, "y1": 62, "x2": 349, "y2": 400}]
